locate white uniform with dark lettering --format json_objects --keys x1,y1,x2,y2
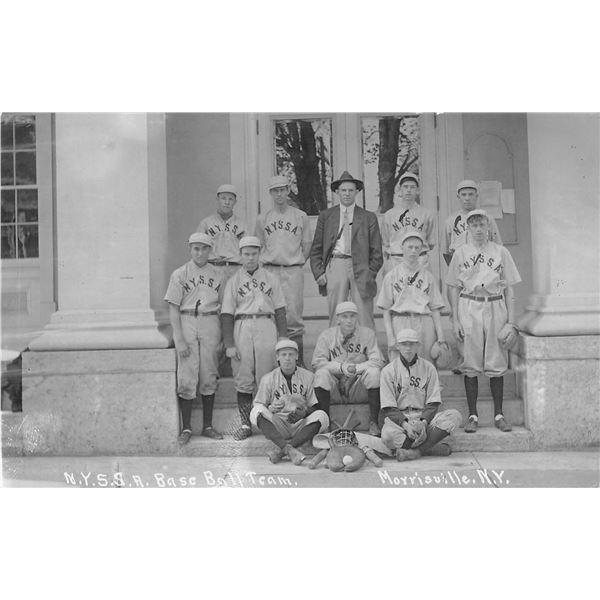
[
  {"x1": 197, "y1": 213, "x2": 248, "y2": 282},
  {"x1": 377, "y1": 263, "x2": 445, "y2": 362},
  {"x1": 446, "y1": 241, "x2": 521, "y2": 377},
  {"x1": 442, "y1": 210, "x2": 502, "y2": 256},
  {"x1": 379, "y1": 356, "x2": 461, "y2": 450},
  {"x1": 255, "y1": 206, "x2": 311, "y2": 340},
  {"x1": 249, "y1": 366, "x2": 329, "y2": 438},
  {"x1": 311, "y1": 325, "x2": 384, "y2": 402},
  {"x1": 221, "y1": 267, "x2": 286, "y2": 394},
  {"x1": 382, "y1": 203, "x2": 435, "y2": 270},
  {"x1": 164, "y1": 260, "x2": 224, "y2": 399}
]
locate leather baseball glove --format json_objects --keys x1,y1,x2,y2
[{"x1": 498, "y1": 323, "x2": 519, "y2": 351}]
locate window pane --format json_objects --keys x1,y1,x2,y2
[
  {"x1": 15, "y1": 151, "x2": 36, "y2": 185},
  {"x1": 14, "y1": 115, "x2": 36, "y2": 149},
  {"x1": 1, "y1": 151, "x2": 14, "y2": 185},
  {"x1": 17, "y1": 189, "x2": 38, "y2": 222},
  {"x1": 1, "y1": 225, "x2": 16, "y2": 258},
  {"x1": 274, "y1": 118, "x2": 333, "y2": 215},
  {"x1": 17, "y1": 224, "x2": 38, "y2": 258},
  {"x1": 361, "y1": 115, "x2": 421, "y2": 213},
  {"x1": 1, "y1": 116, "x2": 13, "y2": 150},
  {"x1": 1, "y1": 189, "x2": 16, "y2": 223}
]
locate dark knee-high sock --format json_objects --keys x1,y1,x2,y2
[
  {"x1": 237, "y1": 392, "x2": 252, "y2": 427},
  {"x1": 368, "y1": 388, "x2": 380, "y2": 423},
  {"x1": 490, "y1": 376, "x2": 504, "y2": 416},
  {"x1": 289, "y1": 421, "x2": 321, "y2": 448},
  {"x1": 464, "y1": 376, "x2": 478, "y2": 417},
  {"x1": 418, "y1": 426, "x2": 450, "y2": 453},
  {"x1": 179, "y1": 397, "x2": 193, "y2": 431},
  {"x1": 315, "y1": 387, "x2": 331, "y2": 416},
  {"x1": 257, "y1": 415, "x2": 286, "y2": 448},
  {"x1": 201, "y1": 394, "x2": 215, "y2": 428}
]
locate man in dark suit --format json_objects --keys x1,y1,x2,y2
[{"x1": 310, "y1": 171, "x2": 383, "y2": 330}]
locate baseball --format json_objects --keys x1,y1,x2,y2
[{"x1": 342, "y1": 455, "x2": 353, "y2": 466}]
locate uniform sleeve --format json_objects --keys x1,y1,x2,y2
[
  {"x1": 301, "y1": 212, "x2": 312, "y2": 246},
  {"x1": 441, "y1": 216, "x2": 452, "y2": 255},
  {"x1": 427, "y1": 276, "x2": 445, "y2": 311},
  {"x1": 304, "y1": 372, "x2": 318, "y2": 408},
  {"x1": 424, "y1": 364, "x2": 442, "y2": 405},
  {"x1": 311, "y1": 331, "x2": 342, "y2": 375},
  {"x1": 445, "y1": 251, "x2": 462, "y2": 288},
  {"x1": 270, "y1": 273, "x2": 287, "y2": 310},
  {"x1": 197, "y1": 218, "x2": 208, "y2": 234},
  {"x1": 490, "y1": 218, "x2": 503, "y2": 245},
  {"x1": 360, "y1": 328, "x2": 385, "y2": 371},
  {"x1": 254, "y1": 215, "x2": 266, "y2": 246},
  {"x1": 501, "y1": 247, "x2": 521, "y2": 286},
  {"x1": 425, "y1": 210, "x2": 436, "y2": 249},
  {"x1": 164, "y1": 271, "x2": 183, "y2": 306},
  {"x1": 381, "y1": 212, "x2": 390, "y2": 255},
  {"x1": 379, "y1": 364, "x2": 398, "y2": 409},
  {"x1": 215, "y1": 269, "x2": 226, "y2": 306},
  {"x1": 253, "y1": 373, "x2": 272, "y2": 408},
  {"x1": 376, "y1": 271, "x2": 394, "y2": 310},
  {"x1": 220, "y1": 276, "x2": 237, "y2": 315}
]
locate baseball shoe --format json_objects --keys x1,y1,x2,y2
[
  {"x1": 495, "y1": 416, "x2": 512, "y2": 432},
  {"x1": 464, "y1": 416, "x2": 478, "y2": 433},
  {"x1": 201, "y1": 426, "x2": 223, "y2": 440},
  {"x1": 233, "y1": 425, "x2": 252, "y2": 440},
  {"x1": 368, "y1": 420, "x2": 381, "y2": 437},
  {"x1": 178, "y1": 429, "x2": 192, "y2": 445},
  {"x1": 421, "y1": 442, "x2": 452, "y2": 457},
  {"x1": 266, "y1": 446, "x2": 285, "y2": 464},
  {"x1": 396, "y1": 448, "x2": 421, "y2": 461},
  {"x1": 284, "y1": 444, "x2": 306, "y2": 466}
]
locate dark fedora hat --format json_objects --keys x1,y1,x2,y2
[{"x1": 331, "y1": 171, "x2": 364, "y2": 192}]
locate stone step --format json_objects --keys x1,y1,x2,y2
[{"x1": 178, "y1": 427, "x2": 533, "y2": 457}]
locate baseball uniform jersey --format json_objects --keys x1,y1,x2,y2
[
  {"x1": 197, "y1": 213, "x2": 248, "y2": 265},
  {"x1": 382, "y1": 202, "x2": 436, "y2": 255},
  {"x1": 442, "y1": 210, "x2": 502, "y2": 256}
]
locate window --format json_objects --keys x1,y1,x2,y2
[{"x1": 1, "y1": 114, "x2": 39, "y2": 259}]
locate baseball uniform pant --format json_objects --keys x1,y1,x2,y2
[
  {"x1": 380, "y1": 409, "x2": 461, "y2": 450},
  {"x1": 265, "y1": 264, "x2": 304, "y2": 339},
  {"x1": 458, "y1": 297, "x2": 509, "y2": 378},
  {"x1": 177, "y1": 314, "x2": 220, "y2": 399},
  {"x1": 250, "y1": 405, "x2": 329, "y2": 437},
  {"x1": 314, "y1": 366, "x2": 380, "y2": 403},
  {"x1": 326, "y1": 257, "x2": 375, "y2": 330},
  {"x1": 390, "y1": 313, "x2": 436, "y2": 363},
  {"x1": 232, "y1": 317, "x2": 277, "y2": 394}
]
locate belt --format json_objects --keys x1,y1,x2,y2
[
  {"x1": 390, "y1": 311, "x2": 426, "y2": 317},
  {"x1": 234, "y1": 313, "x2": 273, "y2": 320},
  {"x1": 460, "y1": 293, "x2": 503, "y2": 302},
  {"x1": 209, "y1": 261, "x2": 239, "y2": 267},
  {"x1": 331, "y1": 254, "x2": 352, "y2": 259},
  {"x1": 263, "y1": 263, "x2": 303, "y2": 268},
  {"x1": 180, "y1": 309, "x2": 219, "y2": 316}
]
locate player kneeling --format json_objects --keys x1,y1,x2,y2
[
  {"x1": 379, "y1": 329, "x2": 461, "y2": 461},
  {"x1": 250, "y1": 339, "x2": 329, "y2": 465}
]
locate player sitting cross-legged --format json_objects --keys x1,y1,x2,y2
[
  {"x1": 379, "y1": 328, "x2": 462, "y2": 461},
  {"x1": 250, "y1": 339, "x2": 329, "y2": 465}
]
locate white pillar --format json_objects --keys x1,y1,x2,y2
[
  {"x1": 30, "y1": 113, "x2": 170, "y2": 350},
  {"x1": 519, "y1": 113, "x2": 600, "y2": 336}
]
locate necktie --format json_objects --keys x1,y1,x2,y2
[{"x1": 343, "y1": 208, "x2": 351, "y2": 254}]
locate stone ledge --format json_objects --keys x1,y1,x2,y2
[{"x1": 517, "y1": 334, "x2": 600, "y2": 360}]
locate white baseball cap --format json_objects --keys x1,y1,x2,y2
[
  {"x1": 389, "y1": 240, "x2": 404, "y2": 256},
  {"x1": 275, "y1": 339, "x2": 298, "y2": 353},
  {"x1": 217, "y1": 184, "x2": 237, "y2": 196},
  {"x1": 396, "y1": 328, "x2": 420, "y2": 343},
  {"x1": 399, "y1": 172, "x2": 419, "y2": 186},
  {"x1": 188, "y1": 232, "x2": 213, "y2": 247},
  {"x1": 268, "y1": 175, "x2": 289, "y2": 190},
  {"x1": 239, "y1": 235, "x2": 261, "y2": 249},
  {"x1": 400, "y1": 231, "x2": 425, "y2": 245},
  {"x1": 466, "y1": 209, "x2": 489, "y2": 222},
  {"x1": 456, "y1": 179, "x2": 478, "y2": 194},
  {"x1": 335, "y1": 301, "x2": 358, "y2": 315}
]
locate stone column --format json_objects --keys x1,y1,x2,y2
[
  {"x1": 30, "y1": 113, "x2": 170, "y2": 350},
  {"x1": 515, "y1": 113, "x2": 600, "y2": 449}
]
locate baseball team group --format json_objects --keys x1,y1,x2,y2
[{"x1": 165, "y1": 169, "x2": 521, "y2": 465}]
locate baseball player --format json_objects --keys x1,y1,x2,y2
[
  {"x1": 446, "y1": 209, "x2": 521, "y2": 433},
  {"x1": 311, "y1": 301, "x2": 384, "y2": 436},
  {"x1": 441, "y1": 180, "x2": 502, "y2": 264},
  {"x1": 197, "y1": 183, "x2": 248, "y2": 283},
  {"x1": 377, "y1": 231, "x2": 448, "y2": 364},
  {"x1": 164, "y1": 232, "x2": 225, "y2": 445},
  {"x1": 381, "y1": 173, "x2": 435, "y2": 271},
  {"x1": 379, "y1": 328, "x2": 462, "y2": 461},
  {"x1": 255, "y1": 175, "x2": 312, "y2": 366},
  {"x1": 250, "y1": 339, "x2": 329, "y2": 464},
  {"x1": 221, "y1": 236, "x2": 288, "y2": 440}
]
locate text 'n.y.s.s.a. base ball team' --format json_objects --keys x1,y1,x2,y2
[{"x1": 165, "y1": 171, "x2": 521, "y2": 469}]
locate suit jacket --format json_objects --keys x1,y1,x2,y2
[{"x1": 310, "y1": 204, "x2": 383, "y2": 299}]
